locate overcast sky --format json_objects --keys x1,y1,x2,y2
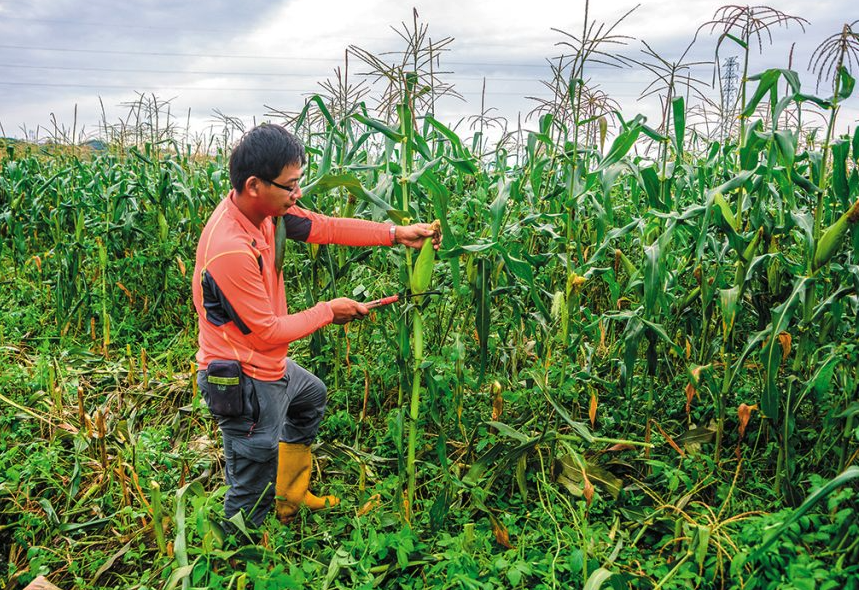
[{"x1": 1, "y1": 0, "x2": 856, "y2": 144}]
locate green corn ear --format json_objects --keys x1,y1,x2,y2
[
  {"x1": 813, "y1": 199, "x2": 859, "y2": 271},
  {"x1": 75, "y1": 210, "x2": 85, "y2": 243},
  {"x1": 767, "y1": 235, "x2": 781, "y2": 296},
  {"x1": 735, "y1": 227, "x2": 764, "y2": 287},
  {"x1": 157, "y1": 211, "x2": 169, "y2": 243},
  {"x1": 410, "y1": 237, "x2": 436, "y2": 294},
  {"x1": 712, "y1": 192, "x2": 738, "y2": 232},
  {"x1": 741, "y1": 227, "x2": 763, "y2": 264},
  {"x1": 614, "y1": 249, "x2": 637, "y2": 277},
  {"x1": 599, "y1": 116, "x2": 608, "y2": 153}
]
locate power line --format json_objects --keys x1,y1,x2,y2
[
  {"x1": 0, "y1": 16, "x2": 604, "y2": 50},
  {"x1": 0, "y1": 15, "x2": 237, "y2": 34},
  {"x1": 0, "y1": 80, "x2": 643, "y2": 98},
  {"x1": 0, "y1": 44, "x2": 627, "y2": 70},
  {"x1": 0, "y1": 63, "x2": 535, "y2": 82},
  {"x1": 0, "y1": 44, "x2": 337, "y2": 62},
  {"x1": 0, "y1": 62, "x2": 646, "y2": 85},
  {"x1": 0, "y1": 81, "x2": 318, "y2": 92}
]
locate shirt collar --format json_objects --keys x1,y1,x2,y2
[{"x1": 225, "y1": 189, "x2": 269, "y2": 249}]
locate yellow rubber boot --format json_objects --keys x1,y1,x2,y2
[{"x1": 275, "y1": 442, "x2": 339, "y2": 523}]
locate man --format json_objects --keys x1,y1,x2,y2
[{"x1": 193, "y1": 123, "x2": 438, "y2": 527}]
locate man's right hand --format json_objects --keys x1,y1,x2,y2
[{"x1": 329, "y1": 298, "x2": 370, "y2": 325}]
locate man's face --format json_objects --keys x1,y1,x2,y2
[{"x1": 260, "y1": 163, "x2": 303, "y2": 216}]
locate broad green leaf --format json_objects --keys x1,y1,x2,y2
[
  {"x1": 643, "y1": 243, "x2": 661, "y2": 317},
  {"x1": 719, "y1": 286, "x2": 741, "y2": 338},
  {"x1": 294, "y1": 94, "x2": 337, "y2": 129},
  {"x1": 543, "y1": 392, "x2": 595, "y2": 442},
  {"x1": 853, "y1": 125, "x2": 859, "y2": 163},
  {"x1": 722, "y1": 32, "x2": 748, "y2": 49},
  {"x1": 693, "y1": 525, "x2": 712, "y2": 569},
  {"x1": 712, "y1": 192, "x2": 739, "y2": 233},
  {"x1": 446, "y1": 157, "x2": 479, "y2": 175},
  {"x1": 407, "y1": 157, "x2": 443, "y2": 184},
  {"x1": 416, "y1": 170, "x2": 454, "y2": 249},
  {"x1": 638, "y1": 317, "x2": 682, "y2": 355},
  {"x1": 597, "y1": 117, "x2": 644, "y2": 172},
  {"x1": 672, "y1": 96, "x2": 685, "y2": 156},
  {"x1": 303, "y1": 173, "x2": 392, "y2": 211},
  {"x1": 583, "y1": 568, "x2": 614, "y2": 590},
  {"x1": 833, "y1": 66, "x2": 856, "y2": 102},
  {"x1": 831, "y1": 139, "x2": 850, "y2": 204},
  {"x1": 639, "y1": 165, "x2": 663, "y2": 209},
  {"x1": 741, "y1": 69, "x2": 785, "y2": 118},
  {"x1": 486, "y1": 421, "x2": 530, "y2": 443},
  {"x1": 499, "y1": 250, "x2": 533, "y2": 284},
  {"x1": 559, "y1": 456, "x2": 623, "y2": 499},
  {"x1": 760, "y1": 277, "x2": 812, "y2": 420},
  {"x1": 711, "y1": 170, "x2": 755, "y2": 196},
  {"x1": 750, "y1": 466, "x2": 859, "y2": 560},
  {"x1": 489, "y1": 178, "x2": 511, "y2": 241},
  {"x1": 621, "y1": 317, "x2": 645, "y2": 391},
  {"x1": 353, "y1": 114, "x2": 405, "y2": 143},
  {"x1": 740, "y1": 119, "x2": 766, "y2": 170},
  {"x1": 773, "y1": 129, "x2": 797, "y2": 169}
]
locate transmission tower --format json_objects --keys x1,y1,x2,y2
[{"x1": 722, "y1": 56, "x2": 739, "y2": 136}]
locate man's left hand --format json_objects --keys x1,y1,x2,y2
[{"x1": 396, "y1": 223, "x2": 442, "y2": 250}]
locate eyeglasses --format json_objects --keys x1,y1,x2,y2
[{"x1": 262, "y1": 177, "x2": 300, "y2": 194}]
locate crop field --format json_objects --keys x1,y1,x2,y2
[{"x1": 1, "y1": 6, "x2": 858, "y2": 590}]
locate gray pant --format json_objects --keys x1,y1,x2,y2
[{"x1": 197, "y1": 358, "x2": 327, "y2": 526}]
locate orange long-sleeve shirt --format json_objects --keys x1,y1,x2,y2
[{"x1": 193, "y1": 191, "x2": 393, "y2": 381}]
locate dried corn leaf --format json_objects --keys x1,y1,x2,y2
[
  {"x1": 653, "y1": 421, "x2": 685, "y2": 457},
  {"x1": 582, "y1": 469, "x2": 595, "y2": 506},
  {"x1": 489, "y1": 514, "x2": 514, "y2": 549},
  {"x1": 556, "y1": 455, "x2": 622, "y2": 499},
  {"x1": 357, "y1": 493, "x2": 381, "y2": 517},
  {"x1": 738, "y1": 403, "x2": 758, "y2": 439},
  {"x1": 685, "y1": 382, "x2": 697, "y2": 414},
  {"x1": 778, "y1": 332, "x2": 792, "y2": 361}
]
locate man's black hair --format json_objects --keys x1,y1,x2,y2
[{"x1": 229, "y1": 124, "x2": 307, "y2": 193}]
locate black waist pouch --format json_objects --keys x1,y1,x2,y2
[{"x1": 206, "y1": 359, "x2": 244, "y2": 417}]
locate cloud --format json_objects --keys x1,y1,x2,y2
[{"x1": 0, "y1": 0, "x2": 855, "y2": 140}]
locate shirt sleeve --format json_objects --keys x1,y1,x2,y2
[
  {"x1": 205, "y1": 249, "x2": 334, "y2": 346},
  {"x1": 281, "y1": 206, "x2": 394, "y2": 246}
]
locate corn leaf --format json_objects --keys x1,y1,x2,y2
[
  {"x1": 643, "y1": 243, "x2": 662, "y2": 317},
  {"x1": 741, "y1": 69, "x2": 799, "y2": 118},
  {"x1": 303, "y1": 173, "x2": 393, "y2": 211},
  {"x1": 352, "y1": 114, "x2": 405, "y2": 143},
  {"x1": 583, "y1": 568, "x2": 614, "y2": 590},
  {"x1": 831, "y1": 139, "x2": 850, "y2": 205},
  {"x1": 294, "y1": 94, "x2": 337, "y2": 130},
  {"x1": 672, "y1": 96, "x2": 685, "y2": 157},
  {"x1": 760, "y1": 277, "x2": 811, "y2": 420},
  {"x1": 489, "y1": 178, "x2": 511, "y2": 241},
  {"x1": 596, "y1": 116, "x2": 644, "y2": 172},
  {"x1": 750, "y1": 466, "x2": 859, "y2": 560}
]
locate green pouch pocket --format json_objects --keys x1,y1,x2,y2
[{"x1": 206, "y1": 359, "x2": 243, "y2": 417}]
